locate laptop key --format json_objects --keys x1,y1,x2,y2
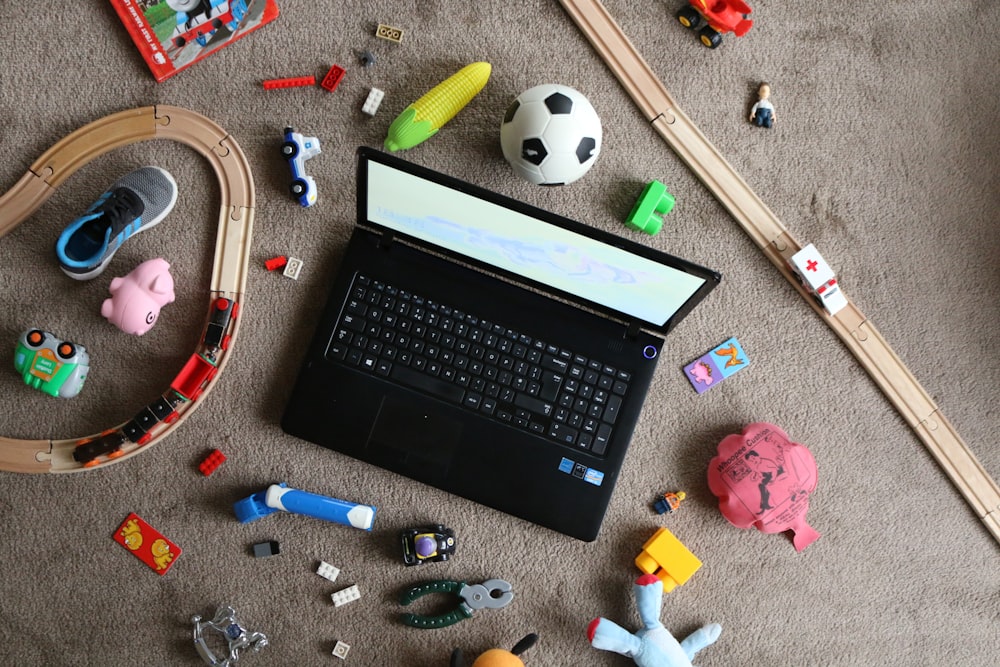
[
  {"x1": 549, "y1": 422, "x2": 578, "y2": 446},
  {"x1": 603, "y1": 394, "x2": 622, "y2": 424},
  {"x1": 592, "y1": 424, "x2": 613, "y2": 456},
  {"x1": 514, "y1": 393, "x2": 553, "y2": 417},
  {"x1": 390, "y1": 365, "x2": 465, "y2": 404}
]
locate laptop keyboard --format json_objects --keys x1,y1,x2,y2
[{"x1": 325, "y1": 273, "x2": 632, "y2": 456}]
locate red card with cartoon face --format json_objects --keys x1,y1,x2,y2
[
  {"x1": 707, "y1": 423, "x2": 820, "y2": 551},
  {"x1": 113, "y1": 513, "x2": 181, "y2": 575}
]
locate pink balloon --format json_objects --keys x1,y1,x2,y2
[{"x1": 707, "y1": 422, "x2": 820, "y2": 551}]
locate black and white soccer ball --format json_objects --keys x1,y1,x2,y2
[{"x1": 500, "y1": 84, "x2": 602, "y2": 186}]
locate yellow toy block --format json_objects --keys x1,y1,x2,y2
[{"x1": 634, "y1": 527, "x2": 702, "y2": 592}]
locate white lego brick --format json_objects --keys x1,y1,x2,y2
[
  {"x1": 331, "y1": 584, "x2": 360, "y2": 607},
  {"x1": 283, "y1": 257, "x2": 303, "y2": 280},
  {"x1": 316, "y1": 561, "x2": 340, "y2": 583},
  {"x1": 362, "y1": 88, "x2": 385, "y2": 116},
  {"x1": 332, "y1": 640, "x2": 351, "y2": 659}
]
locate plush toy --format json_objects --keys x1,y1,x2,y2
[
  {"x1": 451, "y1": 633, "x2": 537, "y2": 667},
  {"x1": 587, "y1": 575, "x2": 721, "y2": 666}
]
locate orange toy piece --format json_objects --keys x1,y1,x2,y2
[
  {"x1": 452, "y1": 633, "x2": 538, "y2": 667},
  {"x1": 634, "y1": 527, "x2": 702, "y2": 592}
]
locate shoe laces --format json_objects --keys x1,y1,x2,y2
[{"x1": 81, "y1": 187, "x2": 143, "y2": 243}]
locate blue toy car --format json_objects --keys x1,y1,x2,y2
[{"x1": 281, "y1": 127, "x2": 321, "y2": 207}]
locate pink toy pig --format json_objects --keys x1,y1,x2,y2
[{"x1": 101, "y1": 258, "x2": 176, "y2": 335}]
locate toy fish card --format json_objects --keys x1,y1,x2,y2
[
  {"x1": 113, "y1": 513, "x2": 182, "y2": 575},
  {"x1": 683, "y1": 336, "x2": 748, "y2": 394}
]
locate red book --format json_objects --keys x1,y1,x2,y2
[{"x1": 112, "y1": 0, "x2": 280, "y2": 82}]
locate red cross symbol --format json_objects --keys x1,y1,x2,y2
[{"x1": 805, "y1": 259, "x2": 818, "y2": 272}]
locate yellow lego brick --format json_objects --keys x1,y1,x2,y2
[{"x1": 634, "y1": 527, "x2": 702, "y2": 592}]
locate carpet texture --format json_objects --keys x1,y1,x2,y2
[{"x1": 0, "y1": 1, "x2": 997, "y2": 665}]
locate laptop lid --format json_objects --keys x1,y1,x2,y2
[{"x1": 356, "y1": 147, "x2": 720, "y2": 336}]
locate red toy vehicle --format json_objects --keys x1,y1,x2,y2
[{"x1": 676, "y1": 1, "x2": 753, "y2": 49}]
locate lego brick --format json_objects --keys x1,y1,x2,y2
[
  {"x1": 321, "y1": 65, "x2": 346, "y2": 93},
  {"x1": 317, "y1": 561, "x2": 340, "y2": 582},
  {"x1": 375, "y1": 24, "x2": 404, "y2": 43},
  {"x1": 332, "y1": 640, "x2": 351, "y2": 659},
  {"x1": 362, "y1": 88, "x2": 385, "y2": 116},
  {"x1": 283, "y1": 257, "x2": 303, "y2": 280},
  {"x1": 198, "y1": 448, "x2": 226, "y2": 476},
  {"x1": 264, "y1": 256, "x2": 288, "y2": 272},
  {"x1": 252, "y1": 541, "x2": 280, "y2": 558},
  {"x1": 263, "y1": 75, "x2": 316, "y2": 90},
  {"x1": 331, "y1": 584, "x2": 360, "y2": 607},
  {"x1": 634, "y1": 527, "x2": 702, "y2": 592}
]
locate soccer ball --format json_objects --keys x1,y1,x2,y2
[{"x1": 500, "y1": 84, "x2": 602, "y2": 186}]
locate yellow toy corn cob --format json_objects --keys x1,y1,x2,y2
[{"x1": 384, "y1": 62, "x2": 492, "y2": 152}]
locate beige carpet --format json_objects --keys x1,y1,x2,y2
[{"x1": 0, "y1": 1, "x2": 997, "y2": 665}]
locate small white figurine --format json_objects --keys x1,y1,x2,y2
[{"x1": 749, "y1": 82, "x2": 775, "y2": 128}]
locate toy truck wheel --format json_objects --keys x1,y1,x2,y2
[
  {"x1": 676, "y1": 7, "x2": 704, "y2": 30},
  {"x1": 699, "y1": 28, "x2": 723, "y2": 48},
  {"x1": 290, "y1": 179, "x2": 307, "y2": 197},
  {"x1": 24, "y1": 330, "x2": 46, "y2": 349},
  {"x1": 281, "y1": 141, "x2": 299, "y2": 159}
]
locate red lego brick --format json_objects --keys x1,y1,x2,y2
[
  {"x1": 262, "y1": 76, "x2": 316, "y2": 90},
  {"x1": 199, "y1": 448, "x2": 227, "y2": 476},
  {"x1": 321, "y1": 65, "x2": 346, "y2": 92},
  {"x1": 265, "y1": 256, "x2": 288, "y2": 272}
]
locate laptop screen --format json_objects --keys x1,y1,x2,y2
[{"x1": 362, "y1": 151, "x2": 717, "y2": 331}]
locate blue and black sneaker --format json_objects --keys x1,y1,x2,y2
[{"x1": 56, "y1": 166, "x2": 178, "y2": 280}]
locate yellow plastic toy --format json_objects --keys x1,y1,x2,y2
[
  {"x1": 384, "y1": 61, "x2": 492, "y2": 152},
  {"x1": 634, "y1": 527, "x2": 702, "y2": 592}
]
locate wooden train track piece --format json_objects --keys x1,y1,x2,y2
[
  {"x1": 557, "y1": 0, "x2": 1000, "y2": 543},
  {"x1": 0, "y1": 105, "x2": 255, "y2": 473}
]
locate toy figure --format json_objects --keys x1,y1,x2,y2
[
  {"x1": 587, "y1": 575, "x2": 721, "y2": 667},
  {"x1": 749, "y1": 82, "x2": 775, "y2": 128},
  {"x1": 451, "y1": 633, "x2": 537, "y2": 666},
  {"x1": 101, "y1": 258, "x2": 176, "y2": 335}
]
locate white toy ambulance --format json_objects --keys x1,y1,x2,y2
[{"x1": 788, "y1": 243, "x2": 848, "y2": 316}]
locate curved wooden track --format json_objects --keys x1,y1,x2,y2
[
  {"x1": 558, "y1": 0, "x2": 1000, "y2": 543},
  {"x1": 0, "y1": 105, "x2": 255, "y2": 473}
]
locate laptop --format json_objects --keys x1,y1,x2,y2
[{"x1": 281, "y1": 147, "x2": 720, "y2": 541}]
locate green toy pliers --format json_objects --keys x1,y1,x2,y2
[{"x1": 399, "y1": 578, "x2": 514, "y2": 629}]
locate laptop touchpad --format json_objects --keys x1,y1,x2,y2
[{"x1": 366, "y1": 394, "x2": 461, "y2": 483}]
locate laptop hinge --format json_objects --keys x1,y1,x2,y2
[
  {"x1": 625, "y1": 321, "x2": 642, "y2": 340},
  {"x1": 377, "y1": 229, "x2": 395, "y2": 249}
]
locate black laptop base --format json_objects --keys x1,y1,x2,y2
[{"x1": 282, "y1": 228, "x2": 661, "y2": 541}]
